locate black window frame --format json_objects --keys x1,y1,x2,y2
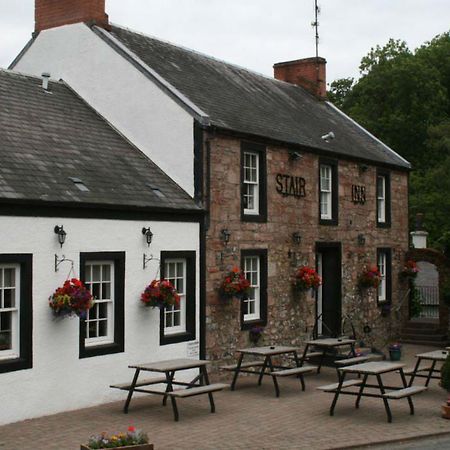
[
  {"x1": 160, "y1": 251, "x2": 196, "y2": 346},
  {"x1": 376, "y1": 169, "x2": 391, "y2": 228},
  {"x1": 0, "y1": 254, "x2": 32, "y2": 374},
  {"x1": 79, "y1": 252, "x2": 125, "y2": 359},
  {"x1": 377, "y1": 248, "x2": 392, "y2": 305},
  {"x1": 318, "y1": 157, "x2": 339, "y2": 226},
  {"x1": 241, "y1": 141, "x2": 267, "y2": 223},
  {"x1": 240, "y1": 249, "x2": 268, "y2": 330}
]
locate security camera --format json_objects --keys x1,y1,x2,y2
[
  {"x1": 289, "y1": 151, "x2": 302, "y2": 161},
  {"x1": 321, "y1": 131, "x2": 335, "y2": 142}
]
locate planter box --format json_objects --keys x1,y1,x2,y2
[
  {"x1": 389, "y1": 349, "x2": 402, "y2": 361},
  {"x1": 81, "y1": 445, "x2": 153, "y2": 450},
  {"x1": 442, "y1": 403, "x2": 450, "y2": 420}
]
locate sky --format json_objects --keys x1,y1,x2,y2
[{"x1": 0, "y1": 0, "x2": 449, "y2": 84}]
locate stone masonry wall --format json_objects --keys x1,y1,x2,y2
[{"x1": 204, "y1": 133, "x2": 410, "y2": 370}]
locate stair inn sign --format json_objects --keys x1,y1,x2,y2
[{"x1": 276, "y1": 174, "x2": 306, "y2": 198}]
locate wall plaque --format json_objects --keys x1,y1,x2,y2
[{"x1": 276, "y1": 174, "x2": 306, "y2": 198}]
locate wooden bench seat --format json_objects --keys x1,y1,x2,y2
[
  {"x1": 383, "y1": 386, "x2": 427, "y2": 399},
  {"x1": 167, "y1": 383, "x2": 228, "y2": 398},
  {"x1": 403, "y1": 367, "x2": 433, "y2": 376},
  {"x1": 270, "y1": 366, "x2": 316, "y2": 377},
  {"x1": 335, "y1": 355, "x2": 372, "y2": 366},
  {"x1": 317, "y1": 379, "x2": 363, "y2": 392},
  {"x1": 220, "y1": 361, "x2": 263, "y2": 371},
  {"x1": 110, "y1": 376, "x2": 167, "y2": 391}
]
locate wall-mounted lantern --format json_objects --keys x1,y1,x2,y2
[
  {"x1": 292, "y1": 231, "x2": 302, "y2": 245},
  {"x1": 221, "y1": 229, "x2": 231, "y2": 245},
  {"x1": 142, "y1": 227, "x2": 154, "y2": 247},
  {"x1": 54, "y1": 225, "x2": 66, "y2": 248},
  {"x1": 357, "y1": 234, "x2": 366, "y2": 246},
  {"x1": 289, "y1": 150, "x2": 302, "y2": 161}
]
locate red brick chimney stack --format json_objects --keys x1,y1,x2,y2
[
  {"x1": 35, "y1": 0, "x2": 110, "y2": 33},
  {"x1": 273, "y1": 57, "x2": 327, "y2": 99}
]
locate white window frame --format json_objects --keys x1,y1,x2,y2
[
  {"x1": 378, "y1": 252, "x2": 387, "y2": 302},
  {"x1": 84, "y1": 261, "x2": 114, "y2": 347},
  {"x1": 243, "y1": 256, "x2": 261, "y2": 322},
  {"x1": 164, "y1": 258, "x2": 187, "y2": 336},
  {"x1": 377, "y1": 175, "x2": 386, "y2": 223},
  {"x1": 243, "y1": 151, "x2": 260, "y2": 215},
  {"x1": 320, "y1": 164, "x2": 332, "y2": 220},
  {"x1": 0, "y1": 265, "x2": 20, "y2": 360}
]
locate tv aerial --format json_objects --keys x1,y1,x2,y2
[{"x1": 311, "y1": 0, "x2": 321, "y2": 58}]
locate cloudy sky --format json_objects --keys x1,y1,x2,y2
[{"x1": 0, "y1": 0, "x2": 449, "y2": 84}]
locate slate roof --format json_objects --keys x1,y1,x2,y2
[
  {"x1": 0, "y1": 70, "x2": 200, "y2": 211},
  {"x1": 107, "y1": 24, "x2": 410, "y2": 170}
]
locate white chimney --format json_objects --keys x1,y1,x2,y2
[{"x1": 41, "y1": 72, "x2": 51, "y2": 91}]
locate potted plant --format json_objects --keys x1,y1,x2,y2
[
  {"x1": 358, "y1": 266, "x2": 382, "y2": 290},
  {"x1": 399, "y1": 259, "x2": 419, "y2": 280},
  {"x1": 81, "y1": 426, "x2": 153, "y2": 449},
  {"x1": 219, "y1": 267, "x2": 251, "y2": 300},
  {"x1": 388, "y1": 343, "x2": 402, "y2": 361},
  {"x1": 140, "y1": 279, "x2": 180, "y2": 309},
  {"x1": 249, "y1": 326, "x2": 264, "y2": 345},
  {"x1": 49, "y1": 278, "x2": 94, "y2": 319},
  {"x1": 292, "y1": 266, "x2": 322, "y2": 292},
  {"x1": 380, "y1": 303, "x2": 391, "y2": 317},
  {"x1": 441, "y1": 353, "x2": 450, "y2": 419}
]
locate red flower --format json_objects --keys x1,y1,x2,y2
[{"x1": 128, "y1": 426, "x2": 136, "y2": 433}]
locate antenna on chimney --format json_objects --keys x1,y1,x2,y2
[{"x1": 311, "y1": 0, "x2": 320, "y2": 58}]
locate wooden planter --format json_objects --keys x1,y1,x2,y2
[
  {"x1": 442, "y1": 403, "x2": 450, "y2": 419},
  {"x1": 81, "y1": 444, "x2": 153, "y2": 450}
]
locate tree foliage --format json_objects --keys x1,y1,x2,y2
[{"x1": 329, "y1": 32, "x2": 450, "y2": 246}]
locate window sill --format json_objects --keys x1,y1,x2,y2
[
  {"x1": 241, "y1": 213, "x2": 267, "y2": 223},
  {"x1": 79, "y1": 342, "x2": 124, "y2": 359},
  {"x1": 376, "y1": 222, "x2": 392, "y2": 229},
  {"x1": 0, "y1": 356, "x2": 32, "y2": 374},
  {"x1": 241, "y1": 318, "x2": 266, "y2": 331},
  {"x1": 160, "y1": 331, "x2": 195, "y2": 346},
  {"x1": 319, "y1": 218, "x2": 338, "y2": 226}
]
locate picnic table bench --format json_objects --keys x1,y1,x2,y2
[{"x1": 407, "y1": 349, "x2": 448, "y2": 387}]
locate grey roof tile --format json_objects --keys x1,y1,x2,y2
[
  {"x1": 0, "y1": 69, "x2": 200, "y2": 211},
  {"x1": 109, "y1": 25, "x2": 410, "y2": 170}
]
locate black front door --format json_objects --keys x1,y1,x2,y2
[{"x1": 316, "y1": 243, "x2": 342, "y2": 337}]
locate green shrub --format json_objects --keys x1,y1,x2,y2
[{"x1": 410, "y1": 287, "x2": 423, "y2": 318}]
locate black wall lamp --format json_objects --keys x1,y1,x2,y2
[
  {"x1": 357, "y1": 234, "x2": 366, "y2": 246},
  {"x1": 289, "y1": 150, "x2": 302, "y2": 161},
  {"x1": 54, "y1": 225, "x2": 66, "y2": 248},
  {"x1": 221, "y1": 229, "x2": 231, "y2": 245},
  {"x1": 292, "y1": 231, "x2": 302, "y2": 245},
  {"x1": 142, "y1": 227, "x2": 154, "y2": 269}
]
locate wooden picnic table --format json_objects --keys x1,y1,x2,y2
[
  {"x1": 318, "y1": 361, "x2": 427, "y2": 423},
  {"x1": 226, "y1": 346, "x2": 316, "y2": 397},
  {"x1": 301, "y1": 337, "x2": 356, "y2": 373},
  {"x1": 407, "y1": 349, "x2": 449, "y2": 387},
  {"x1": 111, "y1": 358, "x2": 227, "y2": 421}
]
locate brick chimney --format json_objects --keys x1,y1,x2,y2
[
  {"x1": 274, "y1": 57, "x2": 327, "y2": 99},
  {"x1": 35, "y1": 0, "x2": 110, "y2": 33}
]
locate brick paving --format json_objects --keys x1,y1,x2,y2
[{"x1": 0, "y1": 344, "x2": 449, "y2": 450}]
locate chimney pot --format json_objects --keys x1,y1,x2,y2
[
  {"x1": 274, "y1": 57, "x2": 327, "y2": 99},
  {"x1": 41, "y1": 72, "x2": 51, "y2": 90}
]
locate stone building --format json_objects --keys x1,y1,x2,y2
[{"x1": 11, "y1": 0, "x2": 411, "y2": 369}]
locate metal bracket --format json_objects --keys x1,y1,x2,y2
[
  {"x1": 55, "y1": 254, "x2": 74, "y2": 273},
  {"x1": 143, "y1": 253, "x2": 154, "y2": 270}
]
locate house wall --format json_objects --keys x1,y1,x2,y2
[
  {"x1": 0, "y1": 215, "x2": 199, "y2": 425},
  {"x1": 204, "y1": 134, "x2": 410, "y2": 367},
  {"x1": 14, "y1": 23, "x2": 196, "y2": 197}
]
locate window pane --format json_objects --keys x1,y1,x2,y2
[
  {"x1": 102, "y1": 265, "x2": 111, "y2": 282},
  {"x1": 99, "y1": 302, "x2": 108, "y2": 319},
  {"x1": 89, "y1": 304, "x2": 98, "y2": 320},
  {"x1": 173, "y1": 311, "x2": 181, "y2": 327},
  {"x1": 88, "y1": 321, "x2": 97, "y2": 338},
  {"x1": 91, "y1": 283, "x2": 100, "y2": 299},
  {"x1": 3, "y1": 269, "x2": 15, "y2": 288},
  {"x1": 102, "y1": 282, "x2": 111, "y2": 300},
  {"x1": 99, "y1": 319, "x2": 108, "y2": 337},
  {"x1": 3, "y1": 289, "x2": 15, "y2": 308}
]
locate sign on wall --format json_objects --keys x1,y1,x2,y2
[
  {"x1": 276, "y1": 174, "x2": 306, "y2": 198},
  {"x1": 352, "y1": 185, "x2": 366, "y2": 204}
]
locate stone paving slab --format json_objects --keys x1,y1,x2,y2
[{"x1": 0, "y1": 344, "x2": 449, "y2": 450}]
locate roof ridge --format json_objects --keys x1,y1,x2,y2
[{"x1": 0, "y1": 67, "x2": 64, "y2": 84}]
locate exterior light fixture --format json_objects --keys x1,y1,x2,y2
[
  {"x1": 54, "y1": 225, "x2": 66, "y2": 248},
  {"x1": 221, "y1": 229, "x2": 231, "y2": 245},
  {"x1": 357, "y1": 234, "x2": 366, "y2": 246},
  {"x1": 142, "y1": 227, "x2": 154, "y2": 247},
  {"x1": 359, "y1": 164, "x2": 369, "y2": 173},
  {"x1": 292, "y1": 232, "x2": 302, "y2": 245},
  {"x1": 289, "y1": 150, "x2": 302, "y2": 161}
]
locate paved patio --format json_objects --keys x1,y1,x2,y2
[{"x1": 0, "y1": 344, "x2": 449, "y2": 450}]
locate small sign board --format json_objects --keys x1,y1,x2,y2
[{"x1": 187, "y1": 341, "x2": 200, "y2": 358}]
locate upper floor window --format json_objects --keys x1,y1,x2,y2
[
  {"x1": 80, "y1": 252, "x2": 125, "y2": 359},
  {"x1": 377, "y1": 248, "x2": 392, "y2": 304},
  {"x1": 241, "y1": 249, "x2": 267, "y2": 329},
  {"x1": 160, "y1": 251, "x2": 196, "y2": 345},
  {"x1": 319, "y1": 158, "x2": 338, "y2": 225},
  {"x1": 241, "y1": 142, "x2": 267, "y2": 222},
  {"x1": 376, "y1": 170, "x2": 391, "y2": 227},
  {"x1": 0, "y1": 254, "x2": 32, "y2": 374}
]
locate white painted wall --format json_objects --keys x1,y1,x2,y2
[
  {"x1": 14, "y1": 23, "x2": 196, "y2": 197},
  {"x1": 0, "y1": 215, "x2": 199, "y2": 425}
]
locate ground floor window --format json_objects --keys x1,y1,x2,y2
[
  {"x1": 0, "y1": 254, "x2": 32, "y2": 374},
  {"x1": 241, "y1": 249, "x2": 267, "y2": 329},
  {"x1": 160, "y1": 251, "x2": 196, "y2": 345},
  {"x1": 377, "y1": 248, "x2": 392, "y2": 304},
  {"x1": 79, "y1": 252, "x2": 125, "y2": 359}
]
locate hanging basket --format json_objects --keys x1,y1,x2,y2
[
  {"x1": 292, "y1": 266, "x2": 321, "y2": 293},
  {"x1": 219, "y1": 267, "x2": 251, "y2": 300},
  {"x1": 49, "y1": 278, "x2": 94, "y2": 319},
  {"x1": 140, "y1": 279, "x2": 180, "y2": 309},
  {"x1": 358, "y1": 266, "x2": 381, "y2": 290}
]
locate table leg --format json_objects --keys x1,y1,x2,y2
[
  {"x1": 293, "y1": 351, "x2": 305, "y2": 391},
  {"x1": 200, "y1": 365, "x2": 216, "y2": 413},
  {"x1": 300, "y1": 344, "x2": 310, "y2": 367},
  {"x1": 124, "y1": 368, "x2": 140, "y2": 414},
  {"x1": 317, "y1": 349, "x2": 326, "y2": 374},
  {"x1": 267, "y1": 357, "x2": 280, "y2": 398},
  {"x1": 330, "y1": 371, "x2": 346, "y2": 416},
  {"x1": 162, "y1": 370, "x2": 175, "y2": 407},
  {"x1": 399, "y1": 368, "x2": 415, "y2": 415},
  {"x1": 376, "y1": 374, "x2": 392, "y2": 423},
  {"x1": 350, "y1": 342, "x2": 356, "y2": 357},
  {"x1": 165, "y1": 371, "x2": 179, "y2": 422},
  {"x1": 408, "y1": 357, "x2": 422, "y2": 387},
  {"x1": 231, "y1": 353, "x2": 244, "y2": 391},
  {"x1": 258, "y1": 357, "x2": 269, "y2": 386},
  {"x1": 355, "y1": 374, "x2": 368, "y2": 409},
  {"x1": 425, "y1": 360, "x2": 437, "y2": 387}
]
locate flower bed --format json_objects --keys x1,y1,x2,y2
[
  {"x1": 140, "y1": 279, "x2": 180, "y2": 309},
  {"x1": 219, "y1": 267, "x2": 251, "y2": 299},
  {"x1": 293, "y1": 266, "x2": 321, "y2": 292},
  {"x1": 81, "y1": 426, "x2": 152, "y2": 450},
  {"x1": 49, "y1": 278, "x2": 94, "y2": 319}
]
